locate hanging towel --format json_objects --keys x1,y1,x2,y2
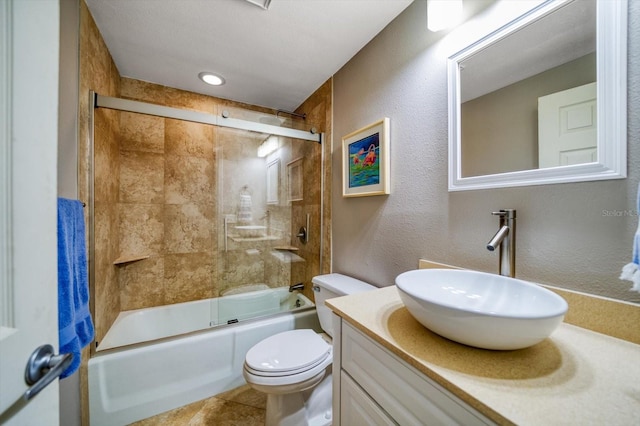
[
  {"x1": 238, "y1": 194, "x2": 253, "y2": 224},
  {"x1": 57, "y1": 198, "x2": 94, "y2": 378},
  {"x1": 620, "y1": 184, "x2": 640, "y2": 293}
]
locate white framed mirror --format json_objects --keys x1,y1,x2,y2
[{"x1": 448, "y1": 0, "x2": 627, "y2": 191}]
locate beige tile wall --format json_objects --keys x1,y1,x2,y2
[
  {"x1": 291, "y1": 80, "x2": 333, "y2": 302},
  {"x1": 80, "y1": 1, "x2": 332, "y2": 349},
  {"x1": 114, "y1": 91, "x2": 217, "y2": 311},
  {"x1": 79, "y1": 2, "x2": 332, "y2": 424},
  {"x1": 78, "y1": 2, "x2": 121, "y2": 422},
  {"x1": 79, "y1": 0, "x2": 121, "y2": 345}
]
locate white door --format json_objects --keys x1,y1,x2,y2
[
  {"x1": 538, "y1": 82, "x2": 597, "y2": 169},
  {"x1": 0, "y1": 1, "x2": 61, "y2": 424}
]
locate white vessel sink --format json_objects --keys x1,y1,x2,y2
[{"x1": 395, "y1": 269, "x2": 568, "y2": 350}]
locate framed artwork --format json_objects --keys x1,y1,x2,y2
[
  {"x1": 266, "y1": 158, "x2": 279, "y2": 204},
  {"x1": 342, "y1": 117, "x2": 390, "y2": 197},
  {"x1": 287, "y1": 157, "x2": 304, "y2": 202}
]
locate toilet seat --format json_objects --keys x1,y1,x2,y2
[
  {"x1": 244, "y1": 351, "x2": 330, "y2": 377},
  {"x1": 243, "y1": 329, "x2": 333, "y2": 389},
  {"x1": 245, "y1": 329, "x2": 330, "y2": 376},
  {"x1": 243, "y1": 349, "x2": 332, "y2": 389}
]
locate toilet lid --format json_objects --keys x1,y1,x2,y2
[{"x1": 245, "y1": 329, "x2": 330, "y2": 374}]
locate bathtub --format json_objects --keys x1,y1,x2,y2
[
  {"x1": 96, "y1": 285, "x2": 305, "y2": 351},
  {"x1": 88, "y1": 288, "x2": 320, "y2": 426}
]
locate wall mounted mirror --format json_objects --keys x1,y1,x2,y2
[{"x1": 447, "y1": 0, "x2": 627, "y2": 191}]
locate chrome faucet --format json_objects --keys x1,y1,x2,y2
[
  {"x1": 486, "y1": 209, "x2": 516, "y2": 277},
  {"x1": 289, "y1": 282, "x2": 304, "y2": 292}
]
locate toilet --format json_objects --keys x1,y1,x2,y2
[{"x1": 243, "y1": 273, "x2": 375, "y2": 426}]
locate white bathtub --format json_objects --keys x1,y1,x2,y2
[
  {"x1": 88, "y1": 288, "x2": 320, "y2": 426},
  {"x1": 96, "y1": 286, "x2": 305, "y2": 351}
]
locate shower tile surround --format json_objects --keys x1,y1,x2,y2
[
  {"x1": 80, "y1": 0, "x2": 122, "y2": 346},
  {"x1": 90, "y1": 78, "x2": 329, "y2": 329},
  {"x1": 78, "y1": 2, "x2": 331, "y2": 423},
  {"x1": 80, "y1": 0, "x2": 332, "y2": 352},
  {"x1": 78, "y1": 3, "x2": 121, "y2": 422}
]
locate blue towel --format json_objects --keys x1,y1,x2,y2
[
  {"x1": 620, "y1": 184, "x2": 640, "y2": 292},
  {"x1": 57, "y1": 198, "x2": 94, "y2": 378}
]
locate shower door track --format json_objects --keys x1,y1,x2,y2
[{"x1": 93, "y1": 92, "x2": 322, "y2": 143}]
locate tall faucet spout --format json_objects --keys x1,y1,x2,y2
[
  {"x1": 487, "y1": 226, "x2": 509, "y2": 251},
  {"x1": 487, "y1": 209, "x2": 516, "y2": 278}
]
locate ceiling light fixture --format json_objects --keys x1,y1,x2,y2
[
  {"x1": 427, "y1": 0, "x2": 463, "y2": 32},
  {"x1": 198, "y1": 72, "x2": 226, "y2": 86},
  {"x1": 257, "y1": 136, "x2": 279, "y2": 158}
]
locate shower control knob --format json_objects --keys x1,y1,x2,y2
[{"x1": 296, "y1": 227, "x2": 308, "y2": 244}]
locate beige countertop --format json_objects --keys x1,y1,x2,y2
[{"x1": 327, "y1": 286, "x2": 640, "y2": 425}]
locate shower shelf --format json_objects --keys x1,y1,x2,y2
[
  {"x1": 273, "y1": 246, "x2": 299, "y2": 251},
  {"x1": 113, "y1": 255, "x2": 150, "y2": 265},
  {"x1": 228, "y1": 236, "x2": 279, "y2": 243}
]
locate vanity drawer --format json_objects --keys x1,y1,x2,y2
[
  {"x1": 341, "y1": 322, "x2": 491, "y2": 426},
  {"x1": 340, "y1": 371, "x2": 396, "y2": 426}
]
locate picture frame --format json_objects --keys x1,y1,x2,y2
[{"x1": 342, "y1": 117, "x2": 390, "y2": 197}]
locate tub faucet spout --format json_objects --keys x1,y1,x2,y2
[
  {"x1": 289, "y1": 283, "x2": 304, "y2": 292},
  {"x1": 487, "y1": 209, "x2": 516, "y2": 278}
]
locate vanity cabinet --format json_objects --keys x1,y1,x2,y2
[{"x1": 332, "y1": 316, "x2": 493, "y2": 425}]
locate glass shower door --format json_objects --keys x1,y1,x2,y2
[{"x1": 212, "y1": 109, "x2": 322, "y2": 327}]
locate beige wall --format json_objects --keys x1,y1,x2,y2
[{"x1": 332, "y1": 0, "x2": 640, "y2": 304}]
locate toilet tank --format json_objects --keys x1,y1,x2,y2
[{"x1": 312, "y1": 273, "x2": 375, "y2": 337}]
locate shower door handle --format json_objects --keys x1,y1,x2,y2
[{"x1": 23, "y1": 344, "x2": 73, "y2": 401}]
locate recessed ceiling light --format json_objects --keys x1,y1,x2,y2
[{"x1": 198, "y1": 72, "x2": 225, "y2": 86}]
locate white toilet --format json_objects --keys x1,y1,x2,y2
[{"x1": 243, "y1": 273, "x2": 375, "y2": 426}]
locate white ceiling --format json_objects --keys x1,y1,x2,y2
[{"x1": 85, "y1": 0, "x2": 414, "y2": 111}]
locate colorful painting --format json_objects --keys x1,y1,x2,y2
[
  {"x1": 348, "y1": 133, "x2": 380, "y2": 188},
  {"x1": 342, "y1": 118, "x2": 390, "y2": 197}
]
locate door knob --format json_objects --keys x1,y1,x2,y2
[{"x1": 23, "y1": 344, "x2": 73, "y2": 401}]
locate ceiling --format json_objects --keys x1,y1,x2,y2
[{"x1": 85, "y1": 0, "x2": 414, "y2": 112}]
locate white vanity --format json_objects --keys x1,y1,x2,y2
[
  {"x1": 333, "y1": 318, "x2": 492, "y2": 425},
  {"x1": 327, "y1": 286, "x2": 640, "y2": 425}
]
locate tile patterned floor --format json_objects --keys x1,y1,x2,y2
[{"x1": 130, "y1": 385, "x2": 267, "y2": 426}]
